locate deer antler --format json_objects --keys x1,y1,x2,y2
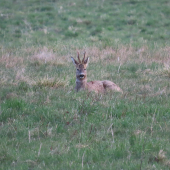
[
  {"x1": 77, "y1": 52, "x2": 81, "y2": 63},
  {"x1": 82, "y1": 51, "x2": 86, "y2": 63}
]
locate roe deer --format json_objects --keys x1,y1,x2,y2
[{"x1": 71, "y1": 52, "x2": 123, "y2": 93}]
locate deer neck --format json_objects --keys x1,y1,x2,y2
[{"x1": 76, "y1": 78, "x2": 87, "y2": 91}]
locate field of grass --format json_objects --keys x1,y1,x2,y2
[{"x1": 0, "y1": 0, "x2": 170, "y2": 169}]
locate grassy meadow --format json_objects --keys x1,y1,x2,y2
[{"x1": 0, "y1": 0, "x2": 170, "y2": 169}]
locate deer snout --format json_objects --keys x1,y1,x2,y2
[{"x1": 79, "y1": 74, "x2": 85, "y2": 79}]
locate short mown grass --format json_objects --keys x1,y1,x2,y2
[{"x1": 0, "y1": 0, "x2": 170, "y2": 169}]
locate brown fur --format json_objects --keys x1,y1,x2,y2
[{"x1": 71, "y1": 52, "x2": 123, "y2": 93}]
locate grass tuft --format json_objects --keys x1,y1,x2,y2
[
  {"x1": 156, "y1": 64, "x2": 170, "y2": 78},
  {"x1": 36, "y1": 76, "x2": 68, "y2": 88},
  {"x1": 31, "y1": 47, "x2": 66, "y2": 66}
]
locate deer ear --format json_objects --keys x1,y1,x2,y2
[
  {"x1": 71, "y1": 57, "x2": 78, "y2": 65},
  {"x1": 84, "y1": 57, "x2": 89, "y2": 66}
]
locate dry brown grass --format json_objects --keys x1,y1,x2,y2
[
  {"x1": 151, "y1": 46, "x2": 170, "y2": 64},
  {"x1": 1, "y1": 44, "x2": 169, "y2": 65},
  {"x1": 2, "y1": 45, "x2": 169, "y2": 69},
  {"x1": 15, "y1": 68, "x2": 35, "y2": 85},
  {"x1": 30, "y1": 47, "x2": 68, "y2": 66},
  {"x1": 156, "y1": 64, "x2": 170, "y2": 78},
  {"x1": 0, "y1": 53, "x2": 24, "y2": 68},
  {"x1": 78, "y1": 45, "x2": 170, "y2": 66},
  {"x1": 1, "y1": 45, "x2": 170, "y2": 92}
]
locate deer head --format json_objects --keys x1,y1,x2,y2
[{"x1": 71, "y1": 52, "x2": 89, "y2": 81}]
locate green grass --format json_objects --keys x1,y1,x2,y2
[
  {"x1": 0, "y1": 0, "x2": 170, "y2": 47},
  {"x1": 0, "y1": 0, "x2": 170, "y2": 169}
]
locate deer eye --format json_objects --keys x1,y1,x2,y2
[{"x1": 77, "y1": 69, "x2": 79, "y2": 71}]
